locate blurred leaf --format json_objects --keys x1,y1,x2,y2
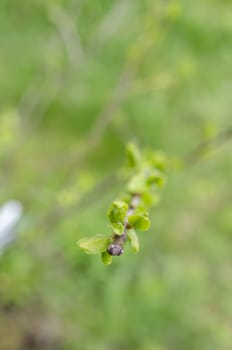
[
  {"x1": 126, "y1": 142, "x2": 141, "y2": 168},
  {"x1": 110, "y1": 222, "x2": 124, "y2": 235},
  {"x1": 204, "y1": 121, "x2": 218, "y2": 139},
  {"x1": 77, "y1": 235, "x2": 111, "y2": 254},
  {"x1": 127, "y1": 173, "x2": 147, "y2": 194},
  {"x1": 128, "y1": 212, "x2": 151, "y2": 231},
  {"x1": 107, "y1": 201, "x2": 128, "y2": 223},
  {"x1": 101, "y1": 251, "x2": 112, "y2": 265},
  {"x1": 127, "y1": 229, "x2": 139, "y2": 253},
  {"x1": 141, "y1": 191, "x2": 160, "y2": 207},
  {"x1": 146, "y1": 170, "x2": 166, "y2": 188},
  {"x1": 0, "y1": 108, "x2": 19, "y2": 155},
  {"x1": 147, "y1": 151, "x2": 167, "y2": 171}
]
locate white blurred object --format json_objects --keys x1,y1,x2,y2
[{"x1": 0, "y1": 200, "x2": 23, "y2": 253}]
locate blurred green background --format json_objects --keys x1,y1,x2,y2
[{"x1": 0, "y1": 0, "x2": 232, "y2": 349}]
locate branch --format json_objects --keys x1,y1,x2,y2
[
  {"x1": 107, "y1": 194, "x2": 140, "y2": 256},
  {"x1": 48, "y1": 3, "x2": 84, "y2": 68},
  {"x1": 89, "y1": 0, "x2": 131, "y2": 49},
  {"x1": 49, "y1": 67, "x2": 133, "y2": 174},
  {"x1": 17, "y1": 65, "x2": 67, "y2": 133},
  {"x1": 184, "y1": 126, "x2": 232, "y2": 166},
  {"x1": 37, "y1": 171, "x2": 121, "y2": 232}
]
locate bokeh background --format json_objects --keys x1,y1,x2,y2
[{"x1": 0, "y1": 1, "x2": 232, "y2": 349}]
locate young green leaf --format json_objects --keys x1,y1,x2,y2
[
  {"x1": 146, "y1": 170, "x2": 166, "y2": 188},
  {"x1": 127, "y1": 229, "x2": 139, "y2": 253},
  {"x1": 128, "y1": 213, "x2": 151, "y2": 231},
  {"x1": 111, "y1": 222, "x2": 124, "y2": 235},
  {"x1": 141, "y1": 191, "x2": 160, "y2": 207},
  {"x1": 126, "y1": 142, "x2": 141, "y2": 168},
  {"x1": 77, "y1": 144, "x2": 167, "y2": 264},
  {"x1": 101, "y1": 251, "x2": 112, "y2": 265},
  {"x1": 77, "y1": 235, "x2": 111, "y2": 254},
  {"x1": 108, "y1": 201, "x2": 128, "y2": 223},
  {"x1": 147, "y1": 151, "x2": 167, "y2": 171},
  {"x1": 127, "y1": 173, "x2": 147, "y2": 194}
]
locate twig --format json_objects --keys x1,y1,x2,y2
[
  {"x1": 88, "y1": 0, "x2": 131, "y2": 50},
  {"x1": 36, "y1": 171, "x2": 121, "y2": 232},
  {"x1": 17, "y1": 75, "x2": 45, "y2": 131},
  {"x1": 184, "y1": 126, "x2": 232, "y2": 166},
  {"x1": 49, "y1": 67, "x2": 134, "y2": 173},
  {"x1": 48, "y1": 3, "x2": 84, "y2": 69},
  {"x1": 37, "y1": 124, "x2": 232, "y2": 236},
  {"x1": 17, "y1": 70, "x2": 66, "y2": 132},
  {"x1": 107, "y1": 194, "x2": 140, "y2": 256},
  {"x1": 83, "y1": 70, "x2": 132, "y2": 149}
]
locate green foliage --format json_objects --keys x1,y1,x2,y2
[
  {"x1": 147, "y1": 151, "x2": 167, "y2": 171},
  {"x1": 101, "y1": 251, "x2": 112, "y2": 265},
  {"x1": 146, "y1": 169, "x2": 166, "y2": 188},
  {"x1": 77, "y1": 235, "x2": 111, "y2": 254},
  {"x1": 141, "y1": 191, "x2": 160, "y2": 207},
  {"x1": 126, "y1": 142, "x2": 141, "y2": 169},
  {"x1": 1, "y1": 0, "x2": 232, "y2": 348},
  {"x1": 128, "y1": 212, "x2": 151, "y2": 231},
  {"x1": 77, "y1": 143, "x2": 166, "y2": 263},
  {"x1": 127, "y1": 229, "x2": 139, "y2": 253},
  {"x1": 110, "y1": 222, "x2": 124, "y2": 235},
  {"x1": 107, "y1": 201, "x2": 128, "y2": 224},
  {"x1": 127, "y1": 173, "x2": 147, "y2": 194}
]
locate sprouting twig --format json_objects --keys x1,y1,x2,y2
[{"x1": 107, "y1": 194, "x2": 140, "y2": 256}]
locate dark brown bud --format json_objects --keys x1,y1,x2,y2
[{"x1": 107, "y1": 244, "x2": 124, "y2": 256}]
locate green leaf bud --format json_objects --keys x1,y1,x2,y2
[
  {"x1": 141, "y1": 191, "x2": 160, "y2": 207},
  {"x1": 110, "y1": 222, "x2": 124, "y2": 235},
  {"x1": 127, "y1": 173, "x2": 147, "y2": 194},
  {"x1": 146, "y1": 170, "x2": 166, "y2": 188},
  {"x1": 126, "y1": 142, "x2": 141, "y2": 168},
  {"x1": 147, "y1": 151, "x2": 167, "y2": 171},
  {"x1": 107, "y1": 200, "x2": 128, "y2": 223},
  {"x1": 128, "y1": 212, "x2": 151, "y2": 231}
]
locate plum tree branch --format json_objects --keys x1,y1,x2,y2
[
  {"x1": 107, "y1": 194, "x2": 140, "y2": 256},
  {"x1": 36, "y1": 125, "x2": 232, "y2": 238}
]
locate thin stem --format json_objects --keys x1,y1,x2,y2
[
  {"x1": 107, "y1": 194, "x2": 140, "y2": 256},
  {"x1": 184, "y1": 126, "x2": 232, "y2": 166}
]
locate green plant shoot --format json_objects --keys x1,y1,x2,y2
[{"x1": 77, "y1": 143, "x2": 167, "y2": 265}]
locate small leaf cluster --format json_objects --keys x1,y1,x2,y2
[{"x1": 77, "y1": 143, "x2": 167, "y2": 265}]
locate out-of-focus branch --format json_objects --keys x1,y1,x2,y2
[
  {"x1": 18, "y1": 75, "x2": 44, "y2": 128},
  {"x1": 184, "y1": 126, "x2": 232, "y2": 166},
  {"x1": 18, "y1": 3, "x2": 85, "y2": 131},
  {"x1": 48, "y1": 3, "x2": 84, "y2": 69},
  {"x1": 37, "y1": 171, "x2": 122, "y2": 232},
  {"x1": 17, "y1": 70, "x2": 66, "y2": 132},
  {"x1": 50, "y1": 67, "x2": 134, "y2": 174},
  {"x1": 37, "y1": 125, "x2": 232, "y2": 234},
  {"x1": 89, "y1": 0, "x2": 131, "y2": 49},
  {"x1": 26, "y1": 9, "x2": 166, "y2": 228}
]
